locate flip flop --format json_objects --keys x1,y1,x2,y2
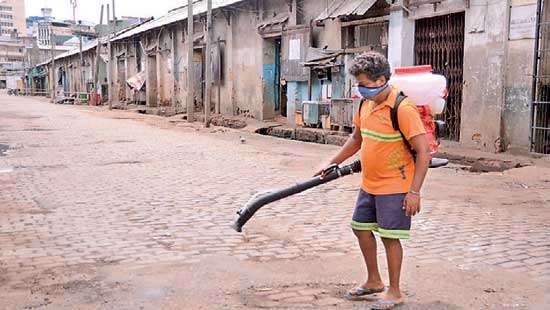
[
  {"x1": 371, "y1": 299, "x2": 403, "y2": 310},
  {"x1": 344, "y1": 286, "x2": 385, "y2": 300}
]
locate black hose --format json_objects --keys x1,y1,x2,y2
[{"x1": 231, "y1": 160, "x2": 362, "y2": 232}]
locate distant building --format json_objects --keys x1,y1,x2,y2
[
  {"x1": 24, "y1": 7, "x2": 97, "y2": 76},
  {"x1": 0, "y1": 0, "x2": 25, "y2": 37},
  {"x1": 0, "y1": 0, "x2": 25, "y2": 88}
]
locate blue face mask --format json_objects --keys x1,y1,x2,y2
[{"x1": 358, "y1": 84, "x2": 388, "y2": 100}]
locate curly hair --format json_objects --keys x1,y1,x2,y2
[{"x1": 349, "y1": 52, "x2": 391, "y2": 81}]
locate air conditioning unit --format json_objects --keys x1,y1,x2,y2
[{"x1": 302, "y1": 101, "x2": 330, "y2": 127}]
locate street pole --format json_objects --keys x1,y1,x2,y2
[
  {"x1": 112, "y1": 0, "x2": 116, "y2": 20},
  {"x1": 107, "y1": 3, "x2": 112, "y2": 109},
  {"x1": 50, "y1": 24, "x2": 55, "y2": 103},
  {"x1": 216, "y1": 37, "x2": 221, "y2": 115},
  {"x1": 204, "y1": 0, "x2": 212, "y2": 127},
  {"x1": 187, "y1": 0, "x2": 194, "y2": 122},
  {"x1": 78, "y1": 21, "x2": 84, "y2": 101},
  {"x1": 94, "y1": 4, "x2": 104, "y2": 106}
]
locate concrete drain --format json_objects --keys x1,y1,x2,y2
[{"x1": 442, "y1": 155, "x2": 530, "y2": 173}]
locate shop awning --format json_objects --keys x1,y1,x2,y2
[
  {"x1": 302, "y1": 47, "x2": 343, "y2": 68},
  {"x1": 315, "y1": 0, "x2": 377, "y2": 21},
  {"x1": 257, "y1": 14, "x2": 289, "y2": 30}
]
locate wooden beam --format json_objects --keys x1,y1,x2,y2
[
  {"x1": 341, "y1": 16, "x2": 389, "y2": 28},
  {"x1": 408, "y1": 0, "x2": 442, "y2": 8}
]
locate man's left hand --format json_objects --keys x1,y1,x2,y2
[{"x1": 403, "y1": 193, "x2": 421, "y2": 216}]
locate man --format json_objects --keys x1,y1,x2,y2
[{"x1": 317, "y1": 52, "x2": 430, "y2": 310}]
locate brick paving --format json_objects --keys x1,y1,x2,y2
[{"x1": 1, "y1": 94, "x2": 550, "y2": 291}]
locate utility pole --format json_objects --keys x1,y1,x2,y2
[
  {"x1": 216, "y1": 37, "x2": 221, "y2": 114},
  {"x1": 70, "y1": 0, "x2": 77, "y2": 22},
  {"x1": 78, "y1": 21, "x2": 84, "y2": 99},
  {"x1": 106, "y1": 3, "x2": 112, "y2": 109},
  {"x1": 108, "y1": 0, "x2": 117, "y2": 109},
  {"x1": 71, "y1": 0, "x2": 83, "y2": 100},
  {"x1": 187, "y1": 0, "x2": 194, "y2": 122},
  {"x1": 94, "y1": 4, "x2": 104, "y2": 105},
  {"x1": 50, "y1": 24, "x2": 55, "y2": 103},
  {"x1": 204, "y1": 0, "x2": 212, "y2": 127},
  {"x1": 112, "y1": 0, "x2": 117, "y2": 21}
]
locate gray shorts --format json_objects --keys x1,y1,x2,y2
[{"x1": 351, "y1": 190, "x2": 411, "y2": 239}]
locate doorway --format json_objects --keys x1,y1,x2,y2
[
  {"x1": 262, "y1": 37, "x2": 283, "y2": 118},
  {"x1": 193, "y1": 48, "x2": 204, "y2": 112},
  {"x1": 146, "y1": 55, "x2": 157, "y2": 107},
  {"x1": 117, "y1": 58, "x2": 126, "y2": 102}
]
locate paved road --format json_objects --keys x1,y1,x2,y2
[{"x1": 1, "y1": 94, "x2": 550, "y2": 309}]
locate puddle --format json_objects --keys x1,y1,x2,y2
[
  {"x1": 101, "y1": 160, "x2": 143, "y2": 166},
  {"x1": 140, "y1": 287, "x2": 174, "y2": 300},
  {"x1": 0, "y1": 167, "x2": 14, "y2": 173},
  {"x1": 22, "y1": 128, "x2": 57, "y2": 132},
  {"x1": 0, "y1": 144, "x2": 8, "y2": 156}
]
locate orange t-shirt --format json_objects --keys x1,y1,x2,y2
[{"x1": 353, "y1": 87, "x2": 426, "y2": 195}]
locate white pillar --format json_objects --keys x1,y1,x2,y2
[{"x1": 388, "y1": 8, "x2": 415, "y2": 70}]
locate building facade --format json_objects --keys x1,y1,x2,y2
[
  {"x1": 0, "y1": 0, "x2": 25, "y2": 37},
  {"x1": 0, "y1": 0, "x2": 25, "y2": 89},
  {"x1": 29, "y1": 0, "x2": 542, "y2": 154}
]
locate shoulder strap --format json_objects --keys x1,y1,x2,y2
[
  {"x1": 391, "y1": 92, "x2": 417, "y2": 160},
  {"x1": 359, "y1": 98, "x2": 366, "y2": 113}
]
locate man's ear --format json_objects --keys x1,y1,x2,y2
[{"x1": 377, "y1": 76, "x2": 387, "y2": 86}]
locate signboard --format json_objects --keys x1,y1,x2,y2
[
  {"x1": 509, "y1": 4, "x2": 537, "y2": 40},
  {"x1": 289, "y1": 39, "x2": 301, "y2": 60}
]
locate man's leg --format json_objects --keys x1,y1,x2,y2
[
  {"x1": 353, "y1": 229, "x2": 384, "y2": 289},
  {"x1": 380, "y1": 237, "x2": 403, "y2": 302},
  {"x1": 350, "y1": 191, "x2": 384, "y2": 291},
  {"x1": 374, "y1": 193, "x2": 411, "y2": 306}
]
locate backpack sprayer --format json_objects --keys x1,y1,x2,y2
[{"x1": 232, "y1": 66, "x2": 449, "y2": 232}]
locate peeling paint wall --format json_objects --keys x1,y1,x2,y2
[
  {"x1": 231, "y1": 8, "x2": 264, "y2": 119},
  {"x1": 412, "y1": 0, "x2": 535, "y2": 151},
  {"x1": 461, "y1": 0, "x2": 509, "y2": 151},
  {"x1": 413, "y1": 0, "x2": 508, "y2": 151},
  {"x1": 503, "y1": 0, "x2": 536, "y2": 151},
  {"x1": 48, "y1": 48, "x2": 99, "y2": 96}
]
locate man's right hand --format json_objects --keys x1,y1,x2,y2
[{"x1": 314, "y1": 163, "x2": 338, "y2": 179}]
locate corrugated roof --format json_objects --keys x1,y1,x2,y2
[
  {"x1": 35, "y1": 38, "x2": 104, "y2": 67},
  {"x1": 315, "y1": 0, "x2": 377, "y2": 21},
  {"x1": 59, "y1": 39, "x2": 102, "y2": 59},
  {"x1": 34, "y1": 21, "x2": 144, "y2": 68},
  {"x1": 112, "y1": 0, "x2": 244, "y2": 42}
]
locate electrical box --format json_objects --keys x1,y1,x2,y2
[{"x1": 303, "y1": 101, "x2": 330, "y2": 127}]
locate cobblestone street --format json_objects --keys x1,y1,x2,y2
[{"x1": 1, "y1": 94, "x2": 550, "y2": 309}]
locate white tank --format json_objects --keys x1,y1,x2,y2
[{"x1": 389, "y1": 65, "x2": 447, "y2": 115}]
